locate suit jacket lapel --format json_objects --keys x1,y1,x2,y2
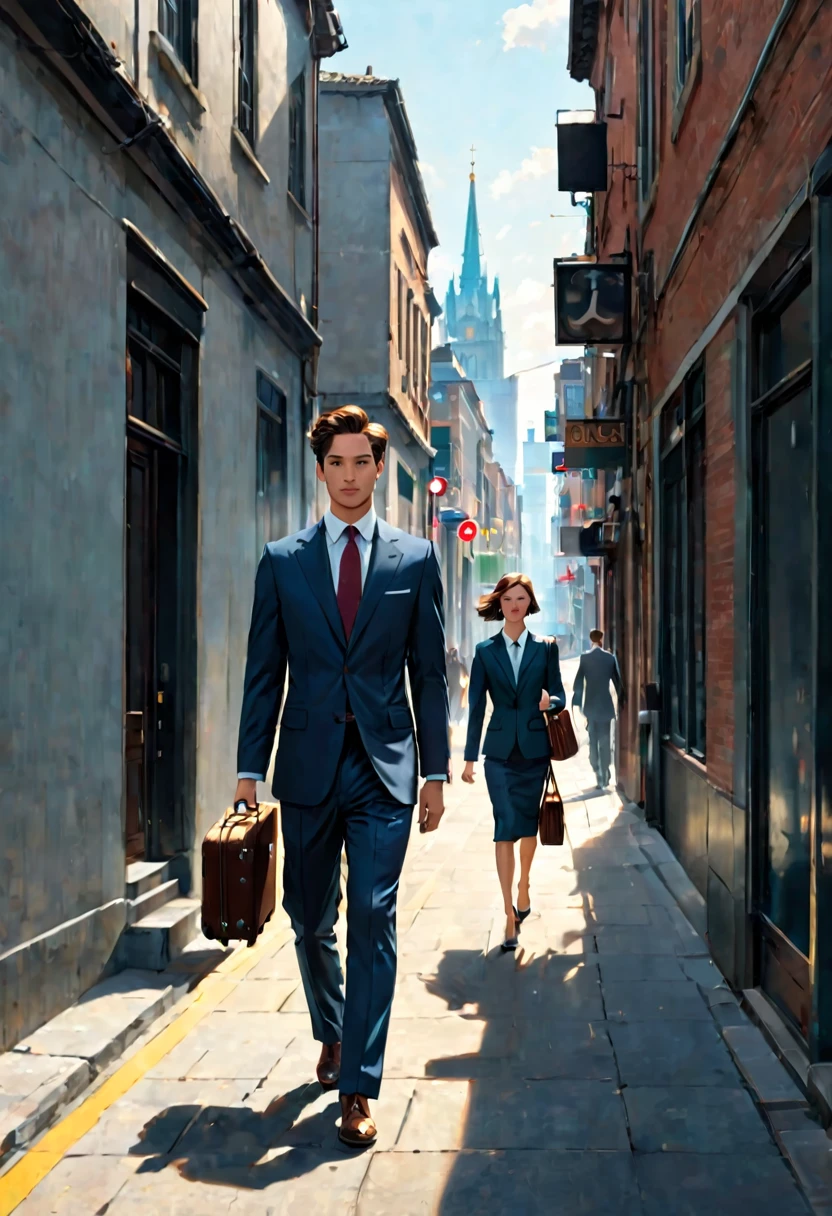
[
  {"x1": 347, "y1": 523, "x2": 402, "y2": 652},
  {"x1": 488, "y1": 634, "x2": 516, "y2": 690},
  {"x1": 294, "y1": 521, "x2": 346, "y2": 648},
  {"x1": 516, "y1": 633, "x2": 541, "y2": 695}
]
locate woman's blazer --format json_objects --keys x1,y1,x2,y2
[{"x1": 464, "y1": 633, "x2": 566, "y2": 763}]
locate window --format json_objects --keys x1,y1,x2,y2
[
  {"x1": 419, "y1": 314, "x2": 429, "y2": 403},
  {"x1": 675, "y1": 0, "x2": 697, "y2": 94},
  {"x1": 288, "y1": 71, "x2": 307, "y2": 208},
  {"x1": 563, "y1": 383, "x2": 585, "y2": 419},
  {"x1": 127, "y1": 293, "x2": 186, "y2": 444},
  {"x1": 405, "y1": 290, "x2": 414, "y2": 385},
  {"x1": 661, "y1": 361, "x2": 706, "y2": 756},
  {"x1": 397, "y1": 271, "x2": 406, "y2": 360},
  {"x1": 238, "y1": 0, "x2": 257, "y2": 146},
  {"x1": 397, "y1": 461, "x2": 415, "y2": 534},
  {"x1": 159, "y1": 0, "x2": 198, "y2": 81},
  {"x1": 256, "y1": 372, "x2": 288, "y2": 554},
  {"x1": 637, "y1": 0, "x2": 655, "y2": 206}
]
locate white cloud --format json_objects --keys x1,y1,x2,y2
[
  {"x1": 553, "y1": 227, "x2": 585, "y2": 257},
  {"x1": 428, "y1": 249, "x2": 455, "y2": 283},
  {"x1": 417, "y1": 161, "x2": 444, "y2": 190},
  {"x1": 513, "y1": 253, "x2": 534, "y2": 265},
  {"x1": 529, "y1": 220, "x2": 543, "y2": 228},
  {"x1": 501, "y1": 0, "x2": 570, "y2": 52},
  {"x1": 496, "y1": 224, "x2": 513, "y2": 241},
  {"x1": 506, "y1": 277, "x2": 550, "y2": 308},
  {"x1": 490, "y1": 146, "x2": 557, "y2": 199}
]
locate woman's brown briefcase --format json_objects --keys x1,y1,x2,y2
[
  {"x1": 545, "y1": 706, "x2": 579, "y2": 762},
  {"x1": 201, "y1": 802, "x2": 277, "y2": 948}
]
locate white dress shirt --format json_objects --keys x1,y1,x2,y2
[
  {"x1": 239, "y1": 504, "x2": 447, "y2": 783},
  {"x1": 503, "y1": 626, "x2": 529, "y2": 683},
  {"x1": 323, "y1": 505, "x2": 376, "y2": 590}
]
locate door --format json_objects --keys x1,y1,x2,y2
[
  {"x1": 125, "y1": 441, "x2": 153, "y2": 861},
  {"x1": 755, "y1": 385, "x2": 814, "y2": 1036}
]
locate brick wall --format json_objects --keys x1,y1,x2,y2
[{"x1": 704, "y1": 321, "x2": 735, "y2": 795}]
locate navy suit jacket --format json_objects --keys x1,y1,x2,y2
[
  {"x1": 237, "y1": 518, "x2": 450, "y2": 807},
  {"x1": 464, "y1": 633, "x2": 566, "y2": 763},
  {"x1": 572, "y1": 647, "x2": 622, "y2": 722}
]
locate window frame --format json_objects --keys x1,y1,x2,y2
[
  {"x1": 158, "y1": 0, "x2": 198, "y2": 82},
  {"x1": 660, "y1": 360, "x2": 706, "y2": 759},
  {"x1": 636, "y1": 0, "x2": 656, "y2": 211},
  {"x1": 237, "y1": 0, "x2": 258, "y2": 148},
  {"x1": 255, "y1": 371, "x2": 288, "y2": 556},
  {"x1": 288, "y1": 70, "x2": 307, "y2": 210}
]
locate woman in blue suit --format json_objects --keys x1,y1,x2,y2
[{"x1": 462, "y1": 574, "x2": 566, "y2": 951}]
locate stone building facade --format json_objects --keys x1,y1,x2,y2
[
  {"x1": 565, "y1": 0, "x2": 832, "y2": 1062},
  {"x1": 0, "y1": 0, "x2": 345, "y2": 1048},
  {"x1": 317, "y1": 72, "x2": 442, "y2": 536}
]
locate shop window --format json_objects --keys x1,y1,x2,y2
[
  {"x1": 675, "y1": 0, "x2": 698, "y2": 95},
  {"x1": 256, "y1": 371, "x2": 288, "y2": 554},
  {"x1": 661, "y1": 361, "x2": 706, "y2": 756}
]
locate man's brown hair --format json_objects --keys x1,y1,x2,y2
[
  {"x1": 309, "y1": 405, "x2": 388, "y2": 467},
  {"x1": 590, "y1": 629, "x2": 604, "y2": 644},
  {"x1": 477, "y1": 573, "x2": 540, "y2": 622}
]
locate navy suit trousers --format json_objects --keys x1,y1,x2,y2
[{"x1": 280, "y1": 724, "x2": 412, "y2": 1099}]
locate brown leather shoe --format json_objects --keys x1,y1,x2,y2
[
  {"x1": 338, "y1": 1093, "x2": 377, "y2": 1147},
  {"x1": 316, "y1": 1042, "x2": 341, "y2": 1089}
]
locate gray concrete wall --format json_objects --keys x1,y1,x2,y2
[
  {"x1": 318, "y1": 89, "x2": 391, "y2": 397},
  {"x1": 0, "y1": 9, "x2": 313, "y2": 1046}
]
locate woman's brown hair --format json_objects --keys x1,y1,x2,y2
[
  {"x1": 309, "y1": 405, "x2": 388, "y2": 467},
  {"x1": 477, "y1": 573, "x2": 540, "y2": 621}
]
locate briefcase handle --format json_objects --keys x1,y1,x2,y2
[{"x1": 227, "y1": 799, "x2": 260, "y2": 820}]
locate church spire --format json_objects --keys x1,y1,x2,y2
[{"x1": 460, "y1": 148, "x2": 482, "y2": 290}]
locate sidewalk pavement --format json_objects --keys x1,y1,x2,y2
[{"x1": 3, "y1": 684, "x2": 831, "y2": 1213}]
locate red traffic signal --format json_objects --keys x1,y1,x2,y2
[
  {"x1": 457, "y1": 519, "x2": 478, "y2": 543},
  {"x1": 428, "y1": 476, "x2": 448, "y2": 496}
]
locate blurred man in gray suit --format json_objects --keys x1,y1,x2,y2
[{"x1": 572, "y1": 629, "x2": 623, "y2": 789}]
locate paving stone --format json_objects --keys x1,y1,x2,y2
[
  {"x1": 608, "y1": 1021, "x2": 741, "y2": 1087},
  {"x1": 597, "y1": 954, "x2": 687, "y2": 983},
  {"x1": 68, "y1": 1079, "x2": 251, "y2": 1157},
  {"x1": 624, "y1": 1085, "x2": 778, "y2": 1154},
  {"x1": 384, "y1": 1016, "x2": 514, "y2": 1080},
  {"x1": 680, "y1": 957, "x2": 727, "y2": 987},
  {"x1": 14, "y1": 1154, "x2": 141, "y2": 1214},
  {"x1": 594, "y1": 926, "x2": 684, "y2": 955},
  {"x1": 0, "y1": 1052, "x2": 91, "y2": 1156},
  {"x1": 512, "y1": 1019, "x2": 618, "y2": 1080},
  {"x1": 588, "y1": 903, "x2": 652, "y2": 925},
  {"x1": 602, "y1": 980, "x2": 712, "y2": 1021},
  {"x1": 245, "y1": 944, "x2": 303, "y2": 982},
  {"x1": 214, "y1": 979, "x2": 299, "y2": 1014},
  {"x1": 777, "y1": 1128, "x2": 832, "y2": 1206},
  {"x1": 146, "y1": 1013, "x2": 299, "y2": 1080},
  {"x1": 722, "y1": 1024, "x2": 809, "y2": 1107},
  {"x1": 359, "y1": 1150, "x2": 643, "y2": 1216},
  {"x1": 635, "y1": 1152, "x2": 811, "y2": 1216}
]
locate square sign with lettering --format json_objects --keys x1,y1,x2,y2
[{"x1": 554, "y1": 261, "x2": 631, "y2": 345}]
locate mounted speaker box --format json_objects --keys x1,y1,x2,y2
[{"x1": 557, "y1": 121, "x2": 608, "y2": 194}]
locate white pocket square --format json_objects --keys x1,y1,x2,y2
[{"x1": 385, "y1": 588, "x2": 412, "y2": 595}]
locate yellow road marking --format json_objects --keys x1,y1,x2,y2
[{"x1": 0, "y1": 924, "x2": 292, "y2": 1216}]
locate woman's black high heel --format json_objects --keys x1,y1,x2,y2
[
  {"x1": 513, "y1": 904, "x2": 532, "y2": 924},
  {"x1": 501, "y1": 935, "x2": 518, "y2": 953}
]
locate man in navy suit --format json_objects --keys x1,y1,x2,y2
[
  {"x1": 572, "y1": 629, "x2": 623, "y2": 789},
  {"x1": 234, "y1": 406, "x2": 449, "y2": 1146}
]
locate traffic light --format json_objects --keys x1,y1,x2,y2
[{"x1": 428, "y1": 476, "x2": 448, "y2": 496}]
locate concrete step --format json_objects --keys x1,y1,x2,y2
[
  {"x1": 125, "y1": 860, "x2": 172, "y2": 900},
  {"x1": 117, "y1": 899, "x2": 201, "y2": 972},
  {"x1": 126, "y1": 878, "x2": 181, "y2": 926}
]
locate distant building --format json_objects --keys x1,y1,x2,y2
[
  {"x1": 430, "y1": 345, "x2": 520, "y2": 667},
  {"x1": 318, "y1": 73, "x2": 442, "y2": 533},
  {"x1": 442, "y1": 168, "x2": 520, "y2": 482}
]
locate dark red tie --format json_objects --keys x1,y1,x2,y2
[{"x1": 337, "y1": 525, "x2": 362, "y2": 640}]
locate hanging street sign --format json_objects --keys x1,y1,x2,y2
[
  {"x1": 457, "y1": 519, "x2": 478, "y2": 543},
  {"x1": 564, "y1": 420, "x2": 627, "y2": 469},
  {"x1": 554, "y1": 261, "x2": 631, "y2": 345}
]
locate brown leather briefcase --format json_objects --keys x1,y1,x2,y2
[
  {"x1": 546, "y1": 706, "x2": 579, "y2": 762},
  {"x1": 539, "y1": 764, "x2": 565, "y2": 846},
  {"x1": 201, "y1": 802, "x2": 277, "y2": 947}
]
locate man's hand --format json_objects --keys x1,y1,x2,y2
[
  {"x1": 234, "y1": 778, "x2": 257, "y2": 808},
  {"x1": 538, "y1": 688, "x2": 550, "y2": 711},
  {"x1": 418, "y1": 780, "x2": 445, "y2": 833},
  {"x1": 461, "y1": 761, "x2": 476, "y2": 784}
]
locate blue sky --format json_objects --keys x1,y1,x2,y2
[{"x1": 335, "y1": 0, "x2": 593, "y2": 434}]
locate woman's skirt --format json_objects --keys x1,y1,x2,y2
[{"x1": 484, "y1": 745, "x2": 550, "y2": 842}]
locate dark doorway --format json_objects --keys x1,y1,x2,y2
[
  {"x1": 124, "y1": 244, "x2": 201, "y2": 862},
  {"x1": 751, "y1": 263, "x2": 814, "y2": 1038}
]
